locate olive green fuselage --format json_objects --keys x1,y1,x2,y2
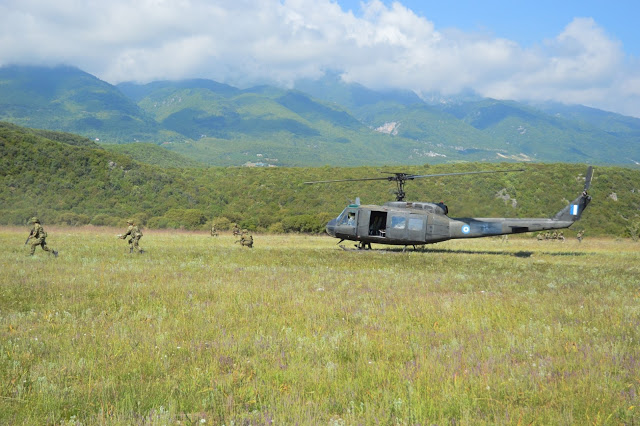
[{"x1": 327, "y1": 197, "x2": 586, "y2": 247}]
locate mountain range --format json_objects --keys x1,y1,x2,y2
[{"x1": 1, "y1": 65, "x2": 639, "y2": 167}]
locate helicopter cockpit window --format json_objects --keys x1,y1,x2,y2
[
  {"x1": 391, "y1": 216, "x2": 406, "y2": 229},
  {"x1": 338, "y1": 209, "x2": 356, "y2": 226}
]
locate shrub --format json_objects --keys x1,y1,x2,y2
[
  {"x1": 57, "y1": 212, "x2": 91, "y2": 226},
  {"x1": 268, "y1": 222, "x2": 285, "y2": 233},
  {"x1": 131, "y1": 212, "x2": 150, "y2": 226},
  {"x1": 627, "y1": 221, "x2": 640, "y2": 242},
  {"x1": 149, "y1": 209, "x2": 208, "y2": 230},
  {"x1": 211, "y1": 216, "x2": 232, "y2": 230},
  {"x1": 0, "y1": 209, "x2": 34, "y2": 226},
  {"x1": 91, "y1": 214, "x2": 122, "y2": 227},
  {"x1": 147, "y1": 216, "x2": 170, "y2": 229},
  {"x1": 282, "y1": 214, "x2": 326, "y2": 233}
]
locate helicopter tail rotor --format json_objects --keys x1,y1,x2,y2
[{"x1": 583, "y1": 166, "x2": 593, "y2": 192}]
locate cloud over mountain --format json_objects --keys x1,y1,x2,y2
[{"x1": 1, "y1": 0, "x2": 639, "y2": 117}]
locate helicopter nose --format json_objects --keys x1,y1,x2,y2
[{"x1": 326, "y1": 218, "x2": 337, "y2": 237}]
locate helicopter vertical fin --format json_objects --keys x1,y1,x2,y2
[{"x1": 553, "y1": 166, "x2": 593, "y2": 222}]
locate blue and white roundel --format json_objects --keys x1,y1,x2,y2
[{"x1": 461, "y1": 224, "x2": 471, "y2": 234}]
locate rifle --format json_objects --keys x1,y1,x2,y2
[{"x1": 25, "y1": 235, "x2": 32, "y2": 245}]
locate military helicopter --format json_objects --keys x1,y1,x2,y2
[{"x1": 305, "y1": 167, "x2": 593, "y2": 250}]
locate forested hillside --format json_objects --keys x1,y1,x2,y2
[
  {"x1": 102, "y1": 143, "x2": 207, "y2": 168},
  {"x1": 0, "y1": 65, "x2": 164, "y2": 142},
  {"x1": 1, "y1": 122, "x2": 639, "y2": 237}
]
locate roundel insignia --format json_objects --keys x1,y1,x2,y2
[{"x1": 461, "y1": 224, "x2": 471, "y2": 234}]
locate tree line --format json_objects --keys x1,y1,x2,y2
[{"x1": 1, "y1": 122, "x2": 639, "y2": 237}]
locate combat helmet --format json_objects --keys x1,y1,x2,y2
[
  {"x1": 30, "y1": 217, "x2": 40, "y2": 223},
  {"x1": 127, "y1": 219, "x2": 134, "y2": 225}
]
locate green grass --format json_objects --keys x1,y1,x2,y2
[{"x1": 1, "y1": 227, "x2": 639, "y2": 424}]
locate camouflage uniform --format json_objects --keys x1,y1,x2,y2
[
  {"x1": 241, "y1": 235, "x2": 254, "y2": 248},
  {"x1": 27, "y1": 217, "x2": 57, "y2": 257},
  {"x1": 210, "y1": 226, "x2": 218, "y2": 237},
  {"x1": 120, "y1": 220, "x2": 144, "y2": 253},
  {"x1": 236, "y1": 230, "x2": 253, "y2": 248},
  {"x1": 576, "y1": 230, "x2": 584, "y2": 243},
  {"x1": 232, "y1": 225, "x2": 241, "y2": 237}
]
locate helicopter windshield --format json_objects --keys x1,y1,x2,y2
[{"x1": 337, "y1": 208, "x2": 356, "y2": 226}]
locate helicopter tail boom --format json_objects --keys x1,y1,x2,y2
[
  {"x1": 551, "y1": 193, "x2": 591, "y2": 223},
  {"x1": 552, "y1": 166, "x2": 593, "y2": 223},
  {"x1": 449, "y1": 167, "x2": 593, "y2": 239}
]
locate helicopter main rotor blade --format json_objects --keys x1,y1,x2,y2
[
  {"x1": 584, "y1": 166, "x2": 593, "y2": 191},
  {"x1": 405, "y1": 169, "x2": 525, "y2": 180},
  {"x1": 304, "y1": 168, "x2": 524, "y2": 184},
  {"x1": 304, "y1": 169, "x2": 524, "y2": 201},
  {"x1": 304, "y1": 176, "x2": 398, "y2": 184}
]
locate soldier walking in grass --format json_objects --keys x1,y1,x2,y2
[
  {"x1": 232, "y1": 224, "x2": 241, "y2": 237},
  {"x1": 26, "y1": 217, "x2": 58, "y2": 257},
  {"x1": 235, "y1": 229, "x2": 253, "y2": 248},
  {"x1": 119, "y1": 219, "x2": 144, "y2": 253},
  {"x1": 210, "y1": 225, "x2": 218, "y2": 237},
  {"x1": 576, "y1": 230, "x2": 585, "y2": 243}
]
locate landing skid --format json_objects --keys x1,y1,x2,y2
[
  {"x1": 338, "y1": 242, "x2": 427, "y2": 251},
  {"x1": 338, "y1": 242, "x2": 372, "y2": 251}
]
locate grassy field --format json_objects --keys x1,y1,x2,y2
[{"x1": 1, "y1": 226, "x2": 639, "y2": 425}]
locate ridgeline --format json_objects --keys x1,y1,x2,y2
[
  {"x1": 2, "y1": 65, "x2": 640, "y2": 167},
  {"x1": 1, "y1": 122, "x2": 639, "y2": 237}
]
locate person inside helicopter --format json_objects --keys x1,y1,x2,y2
[
  {"x1": 347, "y1": 212, "x2": 355, "y2": 226},
  {"x1": 337, "y1": 209, "x2": 357, "y2": 226}
]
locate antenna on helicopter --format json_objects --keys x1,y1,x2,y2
[{"x1": 305, "y1": 169, "x2": 525, "y2": 201}]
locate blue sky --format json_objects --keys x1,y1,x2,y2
[
  {"x1": 0, "y1": 0, "x2": 639, "y2": 117},
  {"x1": 338, "y1": 0, "x2": 639, "y2": 55}
]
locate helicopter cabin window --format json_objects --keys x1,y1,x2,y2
[
  {"x1": 408, "y1": 217, "x2": 424, "y2": 231},
  {"x1": 391, "y1": 216, "x2": 406, "y2": 229}
]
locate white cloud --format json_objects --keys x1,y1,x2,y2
[{"x1": 0, "y1": 0, "x2": 639, "y2": 117}]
